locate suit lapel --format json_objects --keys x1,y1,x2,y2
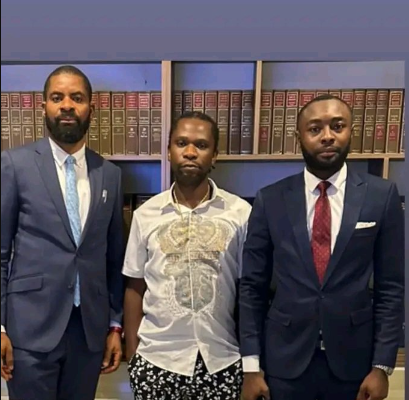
[
  {"x1": 284, "y1": 173, "x2": 321, "y2": 288},
  {"x1": 322, "y1": 171, "x2": 367, "y2": 288},
  {"x1": 35, "y1": 138, "x2": 76, "y2": 246},
  {"x1": 79, "y1": 148, "x2": 103, "y2": 246}
]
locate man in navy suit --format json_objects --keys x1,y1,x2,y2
[
  {"x1": 1, "y1": 65, "x2": 125, "y2": 400},
  {"x1": 239, "y1": 94, "x2": 404, "y2": 400}
]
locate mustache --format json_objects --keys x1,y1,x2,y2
[
  {"x1": 317, "y1": 146, "x2": 340, "y2": 153},
  {"x1": 56, "y1": 112, "x2": 79, "y2": 121}
]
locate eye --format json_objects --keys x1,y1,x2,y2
[
  {"x1": 72, "y1": 95, "x2": 83, "y2": 103},
  {"x1": 309, "y1": 126, "x2": 321, "y2": 134},
  {"x1": 197, "y1": 142, "x2": 208, "y2": 150},
  {"x1": 176, "y1": 140, "x2": 186, "y2": 147},
  {"x1": 333, "y1": 123, "x2": 345, "y2": 132},
  {"x1": 51, "y1": 95, "x2": 62, "y2": 103}
]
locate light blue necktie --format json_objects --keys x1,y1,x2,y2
[{"x1": 65, "y1": 155, "x2": 81, "y2": 306}]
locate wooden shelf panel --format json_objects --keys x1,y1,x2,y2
[
  {"x1": 216, "y1": 153, "x2": 405, "y2": 161},
  {"x1": 103, "y1": 155, "x2": 162, "y2": 161}
]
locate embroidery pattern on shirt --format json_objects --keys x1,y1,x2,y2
[{"x1": 156, "y1": 214, "x2": 231, "y2": 315}]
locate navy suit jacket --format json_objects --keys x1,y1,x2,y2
[
  {"x1": 1, "y1": 138, "x2": 125, "y2": 353},
  {"x1": 239, "y1": 168, "x2": 404, "y2": 381}
]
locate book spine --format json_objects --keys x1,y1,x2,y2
[
  {"x1": 362, "y1": 90, "x2": 377, "y2": 153},
  {"x1": 99, "y1": 92, "x2": 112, "y2": 155},
  {"x1": 1, "y1": 93, "x2": 11, "y2": 151},
  {"x1": 217, "y1": 91, "x2": 230, "y2": 154},
  {"x1": 271, "y1": 90, "x2": 285, "y2": 154},
  {"x1": 258, "y1": 90, "x2": 273, "y2": 154},
  {"x1": 386, "y1": 89, "x2": 404, "y2": 153},
  {"x1": 240, "y1": 90, "x2": 254, "y2": 154},
  {"x1": 125, "y1": 92, "x2": 138, "y2": 155},
  {"x1": 111, "y1": 92, "x2": 126, "y2": 155}
]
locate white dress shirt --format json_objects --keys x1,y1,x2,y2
[
  {"x1": 122, "y1": 179, "x2": 252, "y2": 376},
  {"x1": 242, "y1": 163, "x2": 348, "y2": 372}
]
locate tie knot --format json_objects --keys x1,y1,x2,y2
[
  {"x1": 66, "y1": 155, "x2": 76, "y2": 165},
  {"x1": 317, "y1": 181, "x2": 330, "y2": 195}
]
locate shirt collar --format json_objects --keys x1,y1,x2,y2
[
  {"x1": 49, "y1": 137, "x2": 86, "y2": 168},
  {"x1": 160, "y1": 178, "x2": 226, "y2": 210},
  {"x1": 304, "y1": 162, "x2": 347, "y2": 194}
]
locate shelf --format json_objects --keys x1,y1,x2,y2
[
  {"x1": 216, "y1": 153, "x2": 405, "y2": 161},
  {"x1": 103, "y1": 155, "x2": 162, "y2": 161}
]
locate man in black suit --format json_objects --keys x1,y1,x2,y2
[{"x1": 239, "y1": 94, "x2": 404, "y2": 400}]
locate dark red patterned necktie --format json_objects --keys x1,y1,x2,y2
[{"x1": 311, "y1": 181, "x2": 331, "y2": 284}]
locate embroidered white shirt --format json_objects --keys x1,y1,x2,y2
[{"x1": 122, "y1": 179, "x2": 252, "y2": 376}]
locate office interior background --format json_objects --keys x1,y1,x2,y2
[{"x1": 1, "y1": 1, "x2": 407, "y2": 399}]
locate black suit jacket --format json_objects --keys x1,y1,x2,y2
[{"x1": 239, "y1": 168, "x2": 404, "y2": 381}]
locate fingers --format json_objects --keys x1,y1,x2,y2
[
  {"x1": 1, "y1": 365, "x2": 13, "y2": 381},
  {"x1": 261, "y1": 386, "x2": 271, "y2": 400},
  {"x1": 101, "y1": 350, "x2": 122, "y2": 375},
  {"x1": 6, "y1": 345, "x2": 14, "y2": 371},
  {"x1": 1, "y1": 342, "x2": 13, "y2": 381},
  {"x1": 101, "y1": 347, "x2": 112, "y2": 371},
  {"x1": 356, "y1": 386, "x2": 367, "y2": 400},
  {"x1": 112, "y1": 350, "x2": 122, "y2": 370}
]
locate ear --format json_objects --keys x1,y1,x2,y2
[
  {"x1": 212, "y1": 149, "x2": 218, "y2": 166},
  {"x1": 295, "y1": 130, "x2": 301, "y2": 144},
  {"x1": 167, "y1": 148, "x2": 171, "y2": 162},
  {"x1": 42, "y1": 101, "x2": 46, "y2": 117}
]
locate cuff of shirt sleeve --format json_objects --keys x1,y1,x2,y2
[
  {"x1": 242, "y1": 355, "x2": 260, "y2": 373},
  {"x1": 110, "y1": 320, "x2": 122, "y2": 328}
]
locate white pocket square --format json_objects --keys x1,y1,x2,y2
[
  {"x1": 102, "y1": 189, "x2": 108, "y2": 203},
  {"x1": 355, "y1": 221, "x2": 376, "y2": 229}
]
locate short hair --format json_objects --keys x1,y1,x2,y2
[
  {"x1": 297, "y1": 93, "x2": 353, "y2": 131},
  {"x1": 43, "y1": 65, "x2": 93, "y2": 101},
  {"x1": 168, "y1": 111, "x2": 219, "y2": 152}
]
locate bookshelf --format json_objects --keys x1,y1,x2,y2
[{"x1": 1, "y1": 60, "x2": 405, "y2": 195}]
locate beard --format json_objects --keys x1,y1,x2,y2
[
  {"x1": 172, "y1": 164, "x2": 212, "y2": 187},
  {"x1": 299, "y1": 139, "x2": 350, "y2": 173},
  {"x1": 45, "y1": 112, "x2": 90, "y2": 144}
]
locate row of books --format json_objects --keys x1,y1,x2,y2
[
  {"x1": 269, "y1": 89, "x2": 404, "y2": 155},
  {"x1": 173, "y1": 88, "x2": 406, "y2": 155},
  {"x1": 0, "y1": 91, "x2": 163, "y2": 155},
  {"x1": 1, "y1": 89, "x2": 405, "y2": 156}
]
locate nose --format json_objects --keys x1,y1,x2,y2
[
  {"x1": 60, "y1": 97, "x2": 75, "y2": 111},
  {"x1": 321, "y1": 126, "x2": 335, "y2": 143},
  {"x1": 183, "y1": 143, "x2": 198, "y2": 159}
]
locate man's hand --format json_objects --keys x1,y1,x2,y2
[
  {"x1": 356, "y1": 368, "x2": 389, "y2": 400},
  {"x1": 1, "y1": 333, "x2": 14, "y2": 381},
  {"x1": 241, "y1": 372, "x2": 270, "y2": 400},
  {"x1": 100, "y1": 331, "x2": 122, "y2": 375}
]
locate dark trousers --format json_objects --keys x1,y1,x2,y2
[
  {"x1": 7, "y1": 306, "x2": 105, "y2": 400},
  {"x1": 267, "y1": 349, "x2": 362, "y2": 400}
]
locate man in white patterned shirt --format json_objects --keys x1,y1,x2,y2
[{"x1": 122, "y1": 111, "x2": 252, "y2": 400}]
